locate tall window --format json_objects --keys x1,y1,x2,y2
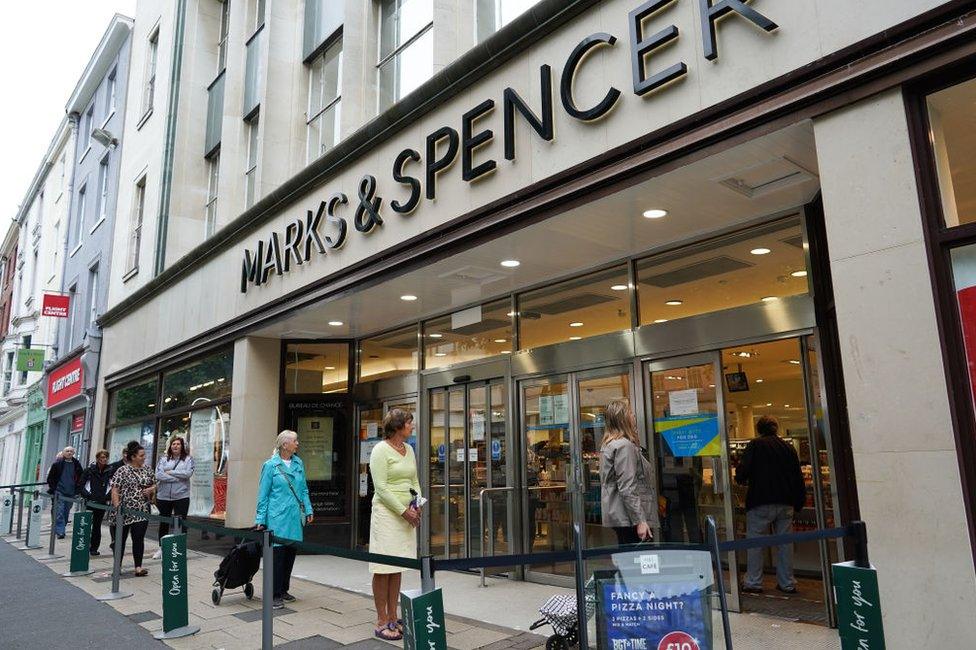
[
  {"x1": 27, "y1": 248, "x2": 38, "y2": 303},
  {"x1": 81, "y1": 105, "x2": 94, "y2": 154},
  {"x1": 59, "y1": 154, "x2": 67, "y2": 193},
  {"x1": 205, "y1": 153, "x2": 220, "y2": 237},
  {"x1": 476, "y1": 0, "x2": 535, "y2": 42},
  {"x1": 105, "y1": 66, "x2": 118, "y2": 118},
  {"x1": 307, "y1": 38, "x2": 342, "y2": 163},
  {"x1": 19, "y1": 335, "x2": 31, "y2": 384},
  {"x1": 66, "y1": 284, "x2": 78, "y2": 350},
  {"x1": 49, "y1": 221, "x2": 60, "y2": 279},
  {"x1": 96, "y1": 156, "x2": 110, "y2": 223},
  {"x1": 217, "y1": 0, "x2": 231, "y2": 73},
  {"x1": 251, "y1": 0, "x2": 266, "y2": 32},
  {"x1": 144, "y1": 27, "x2": 159, "y2": 115},
  {"x1": 2, "y1": 351, "x2": 13, "y2": 395},
  {"x1": 73, "y1": 185, "x2": 87, "y2": 248},
  {"x1": 127, "y1": 177, "x2": 146, "y2": 273},
  {"x1": 86, "y1": 264, "x2": 99, "y2": 327},
  {"x1": 244, "y1": 115, "x2": 259, "y2": 208},
  {"x1": 377, "y1": 0, "x2": 433, "y2": 111}
]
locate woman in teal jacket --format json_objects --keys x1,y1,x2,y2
[{"x1": 254, "y1": 430, "x2": 314, "y2": 609}]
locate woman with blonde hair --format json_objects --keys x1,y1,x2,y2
[
  {"x1": 254, "y1": 430, "x2": 314, "y2": 609},
  {"x1": 599, "y1": 398, "x2": 658, "y2": 545}
]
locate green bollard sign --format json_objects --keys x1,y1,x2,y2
[
  {"x1": 66, "y1": 510, "x2": 93, "y2": 575},
  {"x1": 400, "y1": 588, "x2": 447, "y2": 650},
  {"x1": 155, "y1": 533, "x2": 199, "y2": 639},
  {"x1": 832, "y1": 561, "x2": 886, "y2": 649}
]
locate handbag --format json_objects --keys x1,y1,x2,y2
[{"x1": 275, "y1": 464, "x2": 309, "y2": 527}]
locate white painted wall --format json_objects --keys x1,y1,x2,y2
[{"x1": 815, "y1": 89, "x2": 976, "y2": 647}]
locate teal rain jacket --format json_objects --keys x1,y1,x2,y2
[{"x1": 254, "y1": 453, "x2": 314, "y2": 544}]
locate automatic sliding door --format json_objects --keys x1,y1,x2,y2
[
  {"x1": 429, "y1": 390, "x2": 449, "y2": 558},
  {"x1": 467, "y1": 385, "x2": 488, "y2": 557},
  {"x1": 446, "y1": 388, "x2": 466, "y2": 558}
]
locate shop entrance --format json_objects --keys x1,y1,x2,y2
[
  {"x1": 519, "y1": 366, "x2": 636, "y2": 586},
  {"x1": 427, "y1": 378, "x2": 511, "y2": 562}
]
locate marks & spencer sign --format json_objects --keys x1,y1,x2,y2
[{"x1": 241, "y1": 0, "x2": 779, "y2": 293}]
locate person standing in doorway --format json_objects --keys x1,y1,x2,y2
[
  {"x1": 368, "y1": 409, "x2": 422, "y2": 642},
  {"x1": 80, "y1": 449, "x2": 123, "y2": 555},
  {"x1": 254, "y1": 431, "x2": 314, "y2": 610},
  {"x1": 46, "y1": 446, "x2": 83, "y2": 539},
  {"x1": 109, "y1": 441, "x2": 156, "y2": 576},
  {"x1": 735, "y1": 415, "x2": 807, "y2": 594},
  {"x1": 152, "y1": 435, "x2": 194, "y2": 559},
  {"x1": 599, "y1": 399, "x2": 658, "y2": 545}
]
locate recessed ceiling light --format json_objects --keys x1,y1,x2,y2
[
  {"x1": 428, "y1": 333, "x2": 443, "y2": 339},
  {"x1": 788, "y1": 359, "x2": 801, "y2": 365},
  {"x1": 501, "y1": 350, "x2": 512, "y2": 354},
  {"x1": 766, "y1": 402, "x2": 772, "y2": 407},
  {"x1": 327, "y1": 320, "x2": 343, "y2": 326},
  {"x1": 665, "y1": 300, "x2": 683, "y2": 306},
  {"x1": 784, "y1": 404, "x2": 791, "y2": 408},
  {"x1": 755, "y1": 379, "x2": 764, "y2": 383},
  {"x1": 761, "y1": 296, "x2": 779, "y2": 302},
  {"x1": 569, "y1": 321, "x2": 584, "y2": 327},
  {"x1": 493, "y1": 339, "x2": 507, "y2": 343},
  {"x1": 434, "y1": 352, "x2": 447, "y2": 357},
  {"x1": 642, "y1": 209, "x2": 668, "y2": 219},
  {"x1": 791, "y1": 270, "x2": 808, "y2": 278},
  {"x1": 653, "y1": 319, "x2": 668, "y2": 324},
  {"x1": 709, "y1": 384, "x2": 715, "y2": 388},
  {"x1": 569, "y1": 336, "x2": 582, "y2": 341},
  {"x1": 400, "y1": 294, "x2": 418, "y2": 301},
  {"x1": 750, "y1": 247, "x2": 771, "y2": 255},
  {"x1": 610, "y1": 284, "x2": 628, "y2": 291},
  {"x1": 324, "y1": 366, "x2": 336, "y2": 370},
  {"x1": 500, "y1": 260, "x2": 520, "y2": 268},
  {"x1": 507, "y1": 311, "x2": 517, "y2": 317}
]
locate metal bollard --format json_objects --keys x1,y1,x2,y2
[
  {"x1": 95, "y1": 506, "x2": 133, "y2": 601},
  {"x1": 15, "y1": 488, "x2": 25, "y2": 539},
  {"x1": 571, "y1": 523, "x2": 589, "y2": 650},
  {"x1": 420, "y1": 555, "x2": 436, "y2": 593},
  {"x1": 261, "y1": 529, "x2": 273, "y2": 650},
  {"x1": 19, "y1": 490, "x2": 44, "y2": 550},
  {"x1": 38, "y1": 493, "x2": 65, "y2": 561},
  {"x1": 706, "y1": 517, "x2": 734, "y2": 650}
]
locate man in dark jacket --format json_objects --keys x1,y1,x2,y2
[
  {"x1": 80, "y1": 449, "x2": 123, "y2": 555},
  {"x1": 46, "y1": 447, "x2": 84, "y2": 539},
  {"x1": 734, "y1": 416, "x2": 806, "y2": 594}
]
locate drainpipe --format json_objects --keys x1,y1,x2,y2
[{"x1": 153, "y1": 0, "x2": 189, "y2": 276}]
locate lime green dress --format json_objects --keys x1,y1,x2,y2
[{"x1": 368, "y1": 440, "x2": 421, "y2": 574}]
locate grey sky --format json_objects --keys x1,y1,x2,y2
[{"x1": 0, "y1": 1, "x2": 137, "y2": 219}]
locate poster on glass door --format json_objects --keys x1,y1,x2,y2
[{"x1": 189, "y1": 409, "x2": 215, "y2": 517}]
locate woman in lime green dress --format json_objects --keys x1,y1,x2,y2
[{"x1": 369, "y1": 409, "x2": 421, "y2": 641}]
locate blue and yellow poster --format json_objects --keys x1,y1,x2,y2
[{"x1": 656, "y1": 415, "x2": 721, "y2": 457}]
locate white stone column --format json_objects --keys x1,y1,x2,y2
[
  {"x1": 814, "y1": 89, "x2": 976, "y2": 646},
  {"x1": 225, "y1": 337, "x2": 281, "y2": 528}
]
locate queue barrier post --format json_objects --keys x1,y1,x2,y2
[
  {"x1": 572, "y1": 522, "x2": 590, "y2": 650},
  {"x1": 706, "y1": 516, "x2": 734, "y2": 650},
  {"x1": 95, "y1": 505, "x2": 133, "y2": 601},
  {"x1": 261, "y1": 528, "x2": 274, "y2": 650},
  {"x1": 39, "y1": 492, "x2": 66, "y2": 561},
  {"x1": 63, "y1": 500, "x2": 94, "y2": 576},
  {"x1": 420, "y1": 555, "x2": 435, "y2": 593},
  {"x1": 154, "y1": 530, "x2": 200, "y2": 640}
]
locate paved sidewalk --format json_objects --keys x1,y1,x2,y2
[{"x1": 7, "y1": 531, "x2": 547, "y2": 649}]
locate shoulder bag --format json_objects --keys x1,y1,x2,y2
[{"x1": 275, "y1": 464, "x2": 308, "y2": 527}]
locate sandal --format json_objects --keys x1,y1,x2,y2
[
  {"x1": 134, "y1": 568, "x2": 149, "y2": 577},
  {"x1": 374, "y1": 625, "x2": 402, "y2": 641}
]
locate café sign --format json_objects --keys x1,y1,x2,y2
[{"x1": 241, "y1": 0, "x2": 779, "y2": 293}]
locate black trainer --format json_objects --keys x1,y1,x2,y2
[
  {"x1": 272, "y1": 598, "x2": 285, "y2": 610},
  {"x1": 741, "y1": 585, "x2": 763, "y2": 594},
  {"x1": 90, "y1": 550, "x2": 101, "y2": 556},
  {"x1": 281, "y1": 593, "x2": 296, "y2": 602}
]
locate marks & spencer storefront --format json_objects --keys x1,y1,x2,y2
[{"x1": 97, "y1": 1, "x2": 976, "y2": 643}]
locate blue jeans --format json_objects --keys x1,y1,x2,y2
[
  {"x1": 744, "y1": 504, "x2": 796, "y2": 590},
  {"x1": 54, "y1": 495, "x2": 74, "y2": 536}
]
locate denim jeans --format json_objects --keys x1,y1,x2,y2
[
  {"x1": 54, "y1": 496, "x2": 74, "y2": 536},
  {"x1": 744, "y1": 504, "x2": 796, "y2": 589}
]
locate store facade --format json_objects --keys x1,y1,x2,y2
[{"x1": 96, "y1": 0, "x2": 976, "y2": 642}]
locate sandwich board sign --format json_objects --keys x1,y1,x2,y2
[
  {"x1": 400, "y1": 588, "x2": 447, "y2": 650},
  {"x1": 832, "y1": 561, "x2": 886, "y2": 649}
]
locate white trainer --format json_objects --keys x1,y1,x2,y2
[{"x1": 151, "y1": 548, "x2": 162, "y2": 560}]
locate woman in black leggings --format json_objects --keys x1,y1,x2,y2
[
  {"x1": 110, "y1": 441, "x2": 156, "y2": 576},
  {"x1": 152, "y1": 436, "x2": 194, "y2": 559}
]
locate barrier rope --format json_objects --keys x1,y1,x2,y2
[{"x1": 273, "y1": 535, "x2": 423, "y2": 570}]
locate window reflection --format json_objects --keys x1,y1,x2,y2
[
  {"x1": 358, "y1": 326, "x2": 419, "y2": 381},
  {"x1": 378, "y1": 0, "x2": 433, "y2": 110},
  {"x1": 476, "y1": 0, "x2": 537, "y2": 42},
  {"x1": 285, "y1": 343, "x2": 349, "y2": 393},
  {"x1": 424, "y1": 300, "x2": 512, "y2": 368},
  {"x1": 927, "y1": 77, "x2": 976, "y2": 227},
  {"x1": 637, "y1": 218, "x2": 808, "y2": 326},
  {"x1": 518, "y1": 265, "x2": 632, "y2": 350}
]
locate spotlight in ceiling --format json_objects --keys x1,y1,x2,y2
[
  {"x1": 761, "y1": 296, "x2": 779, "y2": 302},
  {"x1": 434, "y1": 352, "x2": 447, "y2": 357},
  {"x1": 756, "y1": 378, "x2": 764, "y2": 383},
  {"x1": 327, "y1": 320, "x2": 343, "y2": 326},
  {"x1": 400, "y1": 294, "x2": 418, "y2": 301},
  {"x1": 654, "y1": 319, "x2": 668, "y2": 324},
  {"x1": 569, "y1": 321, "x2": 584, "y2": 327},
  {"x1": 750, "y1": 247, "x2": 771, "y2": 255},
  {"x1": 665, "y1": 300, "x2": 683, "y2": 306},
  {"x1": 500, "y1": 260, "x2": 520, "y2": 268},
  {"x1": 569, "y1": 336, "x2": 582, "y2": 341},
  {"x1": 610, "y1": 284, "x2": 628, "y2": 291},
  {"x1": 501, "y1": 350, "x2": 512, "y2": 354},
  {"x1": 493, "y1": 339, "x2": 507, "y2": 343},
  {"x1": 324, "y1": 366, "x2": 336, "y2": 370},
  {"x1": 791, "y1": 270, "x2": 808, "y2": 278},
  {"x1": 428, "y1": 333, "x2": 443, "y2": 339},
  {"x1": 642, "y1": 209, "x2": 668, "y2": 219}
]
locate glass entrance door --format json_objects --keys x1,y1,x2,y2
[
  {"x1": 428, "y1": 380, "x2": 509, "y2": 561},
  {"x1": 520, "y1": 367, "x2": 634, "y2": 584},
  {"x1": 646, "y1": 353, "x2": 739, "y2": 610}
]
